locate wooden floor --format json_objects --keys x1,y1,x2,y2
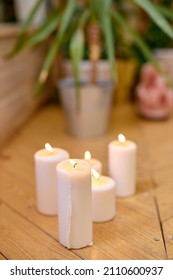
[{"x1": 0, "y1": 103, "x2": 173, "y2": 260}]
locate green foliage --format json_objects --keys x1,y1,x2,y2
[
  {"x1": 133, "y1": 0, "x2": 173, "y2": 63},
  {"x1": 7, "y1": 0, "x2": 173, "y2": 96},
  {"x1": 132, "y1": 0, "x2": 173, "y2": 38}
]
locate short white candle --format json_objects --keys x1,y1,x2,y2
[
  {"x1": 91, "y1": 168, "x2": 116, "y2": 222},
  {"x1": 84, "y1": 151, "x2": 102, "y2": 173},
  {"x1": 56, "y1": 159, "x2": 92, "y2": 249},
  {"x1": 108, "y1": 134, "x2": 137, "y2": 197},
  {"x1": 34, "y1": 143, "x2": 69, "y2": 215}
]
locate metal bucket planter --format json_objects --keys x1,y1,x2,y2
[{"x1": 58, "y1": 79, "x2": 114, "y2": 138}]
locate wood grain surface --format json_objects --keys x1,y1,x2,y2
[{"x1": 0, "y1": 103, "x2": 173, "y2": 260}]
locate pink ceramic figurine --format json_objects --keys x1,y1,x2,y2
[{"x1": 136, "y1": 63, "x2": 173, "y2": 119}]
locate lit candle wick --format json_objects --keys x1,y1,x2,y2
[
  {"x1": 84, "y1": 151, "x2": 91, "y2": 161},
  {"x1": 91, "y1": 168, "x2": 100, "y2": 180},
  {"x1": 69, "y1": 159, "x2": 77, "y2": 168},
  {"x1": 118, "y1": 134, "x2": 126, "y2": 144},
  {"x1": 45, "y1": 143, "x2": 53, "y2": 153}
]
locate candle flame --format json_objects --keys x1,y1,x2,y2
[
  {"x1": 118, "y1": 134, "x2": 126, "y2": 144},
  {"x1": 91, "y1": 168, "x2": 100, "y2": 180},
  {"x1": 84, "y1": 151, "x2": 91, "y2": 160},
  {"x1": 45, "y1": 143, "x2": 53, "y2": 153},
  {"x1": 69, "y1": 159, "x2": 77, "y2": 168}
]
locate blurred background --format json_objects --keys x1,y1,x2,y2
[{"x1": 1, "y1": 0, "x2": 173, "y2": 145}]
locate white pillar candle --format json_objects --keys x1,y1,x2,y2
[
  {"x1": 34, "y1": 143, "x2": 69, "y2": 215},
  {"x1": 91, "y1": 169, "x2": 116, "y2": 222},
  {"x1": 108, "y1": 134, "x2": 137, "y2": 197},
  {"x1": 84, "y1": 151, "x2": 102, "y2": 173},
  {"x1": 56, "y1": 159, "x2": 92, "y2": 249}
]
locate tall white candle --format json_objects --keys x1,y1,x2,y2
[
  {"x1": 108, "y1": 134, "x2": 137, "y2": 197},
  {"x1": 56, "y1": 159, "x2": 92, "y2": 249},
  {"x1": 84, "y1": 151, "x2": 102, "y2": 173},
  {"x1": 34, "y1": 143, "x2": 69, "y2": 215},
  {"x1": 91, "y1": 169, "x2": 116, "y2": 222}
]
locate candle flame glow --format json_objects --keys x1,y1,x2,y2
[
  {"x1": 91, "y1": 168, "x2": 100, "y2": 180},
  {"x1": 84, "y1": 151, "x2": 91, "y2": 160},
  {"x1": 118, "y1": 134, "x2": 126, "y2": 144},
  {"x1": 69, "y1": 159, "x2": 77, "y2": 168},
  {"x1": 45, "y1": 143, "x2": 53, "y2": 153}
]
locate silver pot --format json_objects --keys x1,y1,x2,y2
[{"x1": 58, "y1": 78, "x2": 114, "y2": 138}]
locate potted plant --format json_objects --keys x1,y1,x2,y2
[{"x1": 7, "y1": 0, "x2": 173, "y2": 137}]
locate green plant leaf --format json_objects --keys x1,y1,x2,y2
[
  {"x1": 70, "y1": 29, "x2": 84, "y2": 81},
  {"x1": 101, "y1": 12, "x2": 117, "y2": 81},
  {"x1": 19, "y1": 0, "x2": 46, "y2": 36},
  {"x1": 6, "y1": 0, "x2": 46, "y2": 58},
  {"x1": 111, "y1": 9, "x2": 158, "y2": 67},
  {"x1": 68, "y1": 9, "x2": 90, "y2": 110},
  {"x1": 26, "y1": 10, "x2": 60, "y2": 47},
  {"x1": 66, "y1": 7, "x2": 90, "y2": 38},
  {"x1": 34, "y1": 0, "x2": 76, "y2": 96},
  {"x1": 57, "y1": 0, "x2": 75, "y2": 39},
  {"x1": 113, "y1": 9, "x2": 173, "y2": 88},
  {"x1": 101, "y1": 0, "x2": 112, "y2": 13},
  {"x1": 7, "y1": 10, "x2": 60, "y2": 58},
  {"x1": 157, "y1": 5, "x2": 173, "y2": 20},
  {"x1": 132, "y1": 0, "x2": 173, "y2": 39},
  {"x1": 88, "y1": 0, "x2": 100, "y2": 19},
  {"x1": 70, "y1": 29, "x2": 84, "y2": 110},
  {"x1": 94, "y1": 0, "x2": 116, "y2": 80}
]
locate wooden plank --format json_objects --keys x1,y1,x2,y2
[
  {"x1": 72, "y1": 192, "x2": 166, "y2": 260},
  {"x1": 137, "y1": 117, "x2": 173, "y2": 170},
  {"x1": 0, "y1": 253, "x2": 7, "y2": 260},
  {"x1": 136, "y1": 167, "x2": 153, "y2": 194},
  {"x1": 0, "y1": 167, "x2": 165, "y2": 259},
  {"x1": 0, "y1": 203, "x2": 80, "y2": 260},
  {"x1": 0, "y1": 170, "x2": 58, "y2": 240},
  {"x1": 162, "y1": 217, "x2": 173, "y2": 260},
  {"x1": 153, "y1": 166, "x2": 173, "y2": 222},
  {"x1": 0, "y1": 103, "x2": 171, "y2": 260},
  {"x1": 0, "y1": 149, "x2": 35, "y2": 186}
]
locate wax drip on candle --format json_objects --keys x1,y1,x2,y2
[
  {"x1": 118, "y1": 134, "x2": 126, "y2": 144},
  {"x1": 69, "y1": 159, "x2": 77, "y2": 168},
  {"x1": 91, "y1": 168, "x2": 100, "y2": 180},
  {"x1": 45, "y1": 143, "x2": 53, "y2": 153},
  {"x1": 84, "y1": 151, "x2": 91, "y2": 161}
]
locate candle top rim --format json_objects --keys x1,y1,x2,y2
[
  {"x1": 35, "y1": 147, "x2": 69, "y2": 158},
  {"x1": 57, "y1": 158, "x2": 91, "y2": 174},
  {"x1": 83, "y1": 157, "x2": 101, "y2": 163},
  {"x1": 92, "y1": 175, "x2": 115, "y2": 182},
  {"x1": 109, "y1": 139, "x2": 137, "y2": 148},
  {"x1": 92, "y1": 175, "x2": 115, "y2": 189}
]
